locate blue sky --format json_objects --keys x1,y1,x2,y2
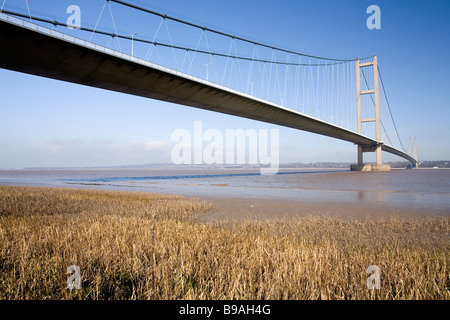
[{"x1": 0, "y1": 0, "x2": 449, "y2": 168}]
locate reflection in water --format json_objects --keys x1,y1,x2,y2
[
  {"x1": 376, "y1": 191, "x2": 385, "y2": 204},
  {"x1": 358, "y1": 191, "x2": 365, "y2": 201}
]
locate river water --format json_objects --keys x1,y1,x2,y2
[{"x1": 0, "y1": 168, "x2": 449, "y2": 215}]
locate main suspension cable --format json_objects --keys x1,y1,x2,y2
[
  {"x1": 378, "y1": 66, "x2": 407, "y2": 153},
  {"x1": 1, "y1": 9, "x2": 352, "y2": 67},
  {"x1": 109, "y1": 0, "x2": 361, "y2": 62}
]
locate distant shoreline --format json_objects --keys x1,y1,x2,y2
[
  {"x1": 1, "y1": 159, "x2": 449, "y2": 171},
  {"x1": 1, "y1": 166, "x2": 449, "y2": 171}
]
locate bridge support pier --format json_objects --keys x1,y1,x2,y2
[
  {"x1": 351, "y1": 56, "x2": 390, "y2": 172},
  {"x1": 351, "y1": 143, "x2": 391, "y2": 171}
]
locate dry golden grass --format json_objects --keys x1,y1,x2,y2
[{"x1": 0, "y1": 185, "x2": 448, "y2": 300}]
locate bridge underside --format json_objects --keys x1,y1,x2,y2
[{"x1": 0, "y1": 17, "x2": 417, "y2": 166}]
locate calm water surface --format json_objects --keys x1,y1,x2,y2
[{"x1": 0, "y1": 168, "x2": 449, "y2": 214}]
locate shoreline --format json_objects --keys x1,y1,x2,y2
[
  {"x1": 1, "y1": 182, "x2": 446, "y2": 220},
  {"x1": 201, "y1": 196, "x2": 443, "y2": 222},
  {"x1": 0, "y1": 167, "x2": 448, "y2": 219}
]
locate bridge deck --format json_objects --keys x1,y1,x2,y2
[{"x1": 0, "y1": 15, "x2": 416, "y2": 164}]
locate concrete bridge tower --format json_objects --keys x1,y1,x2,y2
[{"x1": 351, "y1": 55, "x2": 391, "y2": 172}]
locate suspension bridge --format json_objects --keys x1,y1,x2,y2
[{"x1": 0, "y1": 0, "x2": 418, "y2": 170}]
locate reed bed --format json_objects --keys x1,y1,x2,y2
[{"x1": 0, "y1": 185, "x2": 448, "y2": 300}]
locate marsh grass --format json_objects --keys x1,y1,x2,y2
[{"x1": 0, "y1": 185, "x2": 448, "y2": 300}]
